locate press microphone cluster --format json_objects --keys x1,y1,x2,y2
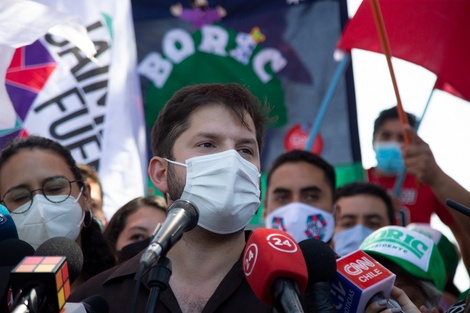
[
  {"x1": 140, "y1": 199, "x2": 199, "y2": 268},
  {"x1": 243, "y1": 228, "x2": 308, "y2": 313},
  {"x1": 330, "y1": 250, "x2": 399, "y2": 313}
]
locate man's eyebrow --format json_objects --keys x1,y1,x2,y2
[
  {"x1": 339, "y1": 213, "x2": 357, "y2": 220},
  {"x1": 272, "y1": 188, "x2": 291, "y2": 194},
  {"x1": 193, "y1": 132, "x2": 257, "y2": 145},
  {"x1": 300, "y1": 186, "x2": 322, "y2": 193},
  {"x1": 364, "y1": 213, "x2": 384, "y2": 219}
]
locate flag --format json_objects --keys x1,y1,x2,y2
[
  {"x1": 132, "y1": 0, "x2": 363, "y2": 225},
  {"x1": 1, "y1": 0, "x2": 146, "y2": 219},
  {"x1": 337, "y1": 0, "x2": 470, "y2": 103}
]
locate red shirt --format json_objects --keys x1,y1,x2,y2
[{"x1": 367, "y1": 168, "x2": 454, "y2": 226}]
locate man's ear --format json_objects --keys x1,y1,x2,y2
[{"x1": 148, "y1": 156, "x2": 169, "y2": 194}]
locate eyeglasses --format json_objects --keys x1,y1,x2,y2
[{"x1": 0, "y1": 176, "x2": 81, "y2": 214}]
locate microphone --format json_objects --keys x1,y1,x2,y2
[
  {"x1": 0, "y1": 239, "x2": 35, "y2": 312},
  {"x1": 10, "y1": 255, "x2": 71, "y2": 313},
  {"x1": 140, "y1": 199, "x2": 199, "y2": 268},
  {"x1": 9, "y1": 237, "x2": 84, "y2": 313},
  {"x1": 298, "y1": 238, "x2": 337, "y2": 313},
  {"x1": 34, "y1": 236, "x2": 84, "y2": 284},
  {"x1": 62, "y1": 295, "x2": 109, "y2": 313},
  {"x1": 330, "y1": 250, "x2": 398, "y2": 313},
  {"x1": 0, "y1": 205, "x2": 18, "y2": 242},
  {"x1": 243, "y1": 228, "x2": 308, "y2": 313}
]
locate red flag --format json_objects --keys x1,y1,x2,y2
[{"x1": 337, "y1": 0, "x2": 470, "y2": 102}]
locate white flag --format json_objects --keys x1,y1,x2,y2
[{"x1": 1, "y1": 0, "x2": 146, "y2": 219}]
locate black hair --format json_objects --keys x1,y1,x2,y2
[
  {"x1": 335, "y1": 181, "x2": 395, "y2": 226},
  {"x1": 266, "y1": 150, "x2": 336, "y2": 198},
  {"x1": 373, "y1": 106, "x2": 418, "y2": 138}
]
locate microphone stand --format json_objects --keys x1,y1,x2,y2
[{"x1": 145, "y1": 256, "x2": 172, "y2": 313}]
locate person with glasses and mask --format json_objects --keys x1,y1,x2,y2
[{"x1": 0, "y1": 135, "x2": 115, "y2": 287}]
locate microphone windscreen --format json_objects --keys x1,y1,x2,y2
[
  {"x1": 0, "y1": 205, "x2": 18, "y2": 242},
  {"x1": 35, "y1": 237, "x2": 84, "y2": 284},
  {"x1": 243, "y1": 228, "x2": 308, "y2": 304},
  {"x1": 299, "y1": 238, "x2": 336, "y2": 283},
  {"x1": 0, "y1": 238, "x2": 35, "y2": 266}
]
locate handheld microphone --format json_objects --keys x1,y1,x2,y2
[
  {"x1": 62, "y1": 295, "x2": 109, "y2": 313},
  {"x1": 298, "y1": 238, "x2": 337, "y2": 313},
  {"x1": 330, "y1": 250, "x2": 398, "y2": 313},
  {"x1": 243, "y1": 228, "x2": 308, "y2": 313},
  {"x1": 140, "y1": 199, "x2": 199, "y2": 268},
  {"x1": 0, "y1": 205, "x2": 18, "y2": 242}
]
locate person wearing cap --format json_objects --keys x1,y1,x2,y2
[
  {"x1": 401, "y1": 125, "x2": 470, "y2": 287},
  {"x1": 407, "y1": 223, "x2": 461, "y2": 311},
  {"x1": 360, "y1": 225, "x2": 446, "y2": 311}
]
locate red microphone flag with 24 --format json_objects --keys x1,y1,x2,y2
[
  {"x1": 337, "y1": 0, "x2": 470, "y2": 103},
  {"x1": 243, "y1": 228, "x2": 308, "y2": 304}
]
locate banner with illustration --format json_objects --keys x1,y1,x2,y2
[
  {"x1": 132, "y1": 0, "x2": 363, "y2": 223},
  {"x1": 1, "y1": 0, "x2": 146, "y2": 219}
]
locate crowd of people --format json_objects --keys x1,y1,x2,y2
[{"x1": 1, "y1": 82, "x2": 469, "y2": 312}]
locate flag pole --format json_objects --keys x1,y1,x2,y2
[
  {"x1": 369, "y1": 0, "x2": 411, "y2": 145},
  {"x1": 305, "y1": 53, "x2": 351, "y2": 151}
]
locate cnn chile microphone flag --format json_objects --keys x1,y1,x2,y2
[
  {"x1": 330, "y1": 250, "x2": 396, "y2": 313},
  {"x1": 243, "y1": 228, "x2": 308, "y2": 305}
]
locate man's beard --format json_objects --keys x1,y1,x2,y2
[{"x1": 166, "y1": 162, "x2": 186, "y2": 201}]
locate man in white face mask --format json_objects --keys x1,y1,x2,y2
[
  {"x1": 332, "y1": 181, "x2": 395, "y2": 257},
  {"x1": 68, "y1": 83, "x2": 279, "y2": 313},
  {"x1": 263, "y1": 150, "x2": 336, "y2": 245}
]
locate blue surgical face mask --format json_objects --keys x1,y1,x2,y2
[
  {"x1": 374, "y1": 141, "x2": 404, "y2": 174},
  {"x1": 333, "y1": 224, "x2": 374, "y2": 257}
]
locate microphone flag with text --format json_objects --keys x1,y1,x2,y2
[
  {"x1": 330, "y1": 249, "x2": 396, "y2": 313},
  {"x1": 10, "y1": 255, "x2": 71, "y2": 313},
  {"x1": 9, "y1": 237, "x2": 84, "y2": 313},
  {"x1": 243, "y1": 228, "x2": 308, "y2": 313},
  {"x1": 140, "y1": 199, "x2": 199, "y2": 268}
]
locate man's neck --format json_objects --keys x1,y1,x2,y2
[{"x1": 166, "y1": 227, "x2": 246, "y2": 313}]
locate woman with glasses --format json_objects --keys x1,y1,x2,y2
[{"x1": 0, "y1": 135, "x2": 115, "y2": 286}]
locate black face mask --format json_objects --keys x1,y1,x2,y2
[{"x1": 116, "y1": 237, "x2": 152, "y2": 264}]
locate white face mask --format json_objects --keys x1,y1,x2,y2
[
  {"x1": 333, "y1": 224, "x2": 374, "y2": 257},
  {"x1": 165, "y1": 149, "x2": 261, "y2": 234},
  {"x1": 264, "y1": 202, "x2": 335, "y2": 243},
  {"x1": 12, "y1": 193, "x2": 85, "y2": 249}
]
